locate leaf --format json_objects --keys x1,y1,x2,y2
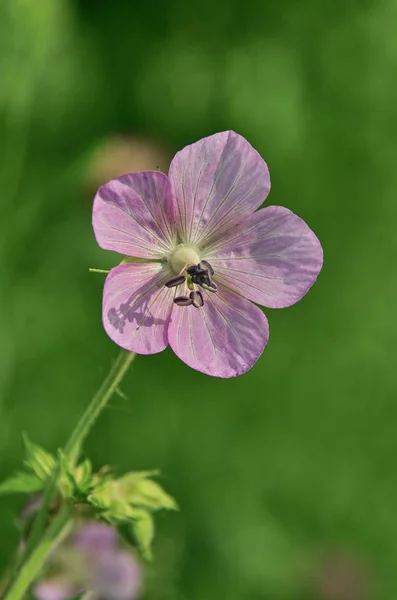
[
  {"x1": 131, "y1": 510, "x2": 155, "y2": 561},
  {"x1": 118, "y1": 470, "x2": 160, "y2": 482},
  {"x1": 23, "y1": 434, "x2": 56, "y2": 480},
  {"x1": 0, "y1": 471, "x2": 43, "y2": 495},
  {"x1": 132, "y1": 481, "x2": 178, "y2": 512},
  {"x1": 119, "y1": 473, "x2": 178, "y2": 512}
]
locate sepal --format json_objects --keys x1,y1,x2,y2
[
  {"x1": 130, "y1": 509, "x2": 155, "y2": 561},
  {"x1": 84, "y1": 469, "x2": 177, "y2": 560}
]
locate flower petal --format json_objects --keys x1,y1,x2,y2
[
  {"x1": 33, "y1": 579, "x2": 80, "y2": 600},
  {"x1": 90, "y1": 551, "x2": 142, "y2": 600},
  {"x1": 168, "y1": 286, "x2": 269, "y2": 378},
  {"x1": 206, "y1": 206, "x2": 323, "y2": 308},
  {"x1": 93, "y1": 171, "x2": 176, "y2": 258},
  {"x1": 74, "y1": 522, "x2": 117, "y2": 554},
  {"x1": 103, "y1": 263, "x2": 174, "y2": 354},
  {"x1": 168, "y1": 131, "x2": 270, "y2": 247}
]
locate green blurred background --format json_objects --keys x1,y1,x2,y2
[{"x1": 1, "y1": 0, "x2": 396, "y2": 598}]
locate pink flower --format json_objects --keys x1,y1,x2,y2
[
  {"x1": 33, "y1": 522, "x2": 141, "y2": 600},
  {"x1": 93, "y1": 131, "x2": 323, "y2": 377}
]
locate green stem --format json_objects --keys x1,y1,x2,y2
[
  {"x1": 65, "y1": 349, "x2": 136, "y2": 464},
  {"x1": 3, "y1": 506, "x2": 72, "y2": 600},
  {"x1": 4, "y1": 349, "x2": 136, "y2": 600}
]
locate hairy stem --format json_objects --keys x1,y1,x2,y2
[{"x1": 65, "y1": 350, "x2": 136, "y2": 463}]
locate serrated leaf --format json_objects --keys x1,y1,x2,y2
[
  {"x1": 131, "y1": 510, "x2": 155, "y2": 561},
  {"x1": 23, "y1": 434, "x2": 56, "y2": 480},
  {"x1": 0, "y1": 471, "x2": 43, "y2": 495}
]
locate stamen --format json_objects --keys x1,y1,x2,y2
[
  {"x1": 199, "y1": 260, "x2": 214, "y2": 276},
  {"x1": 186, "y1": 260, "x2": 216, "y2": 291},
  {"x1": 174, "y1": 296, "x2": 193, "y2": 307},
  {"x1": 190, "y1": 291, "x2": 204, "y2": 308},
  {"x1": 200, "y1": 281, "x2": 217, "y2": 292},
  {"x1": 186, "y1": 265, "x2": 200, "y2": 276},
  {"x1": 165, "y1": 275, "x2": 186, "y2": 288}
]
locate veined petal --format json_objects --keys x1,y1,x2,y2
[
  {"x1": 168, "y1": 131, "x2": 270, "y2": 247},
  {"x1": 206, "y1": 206, "x2": 323, "y2": 308},
  {"x1": 93, "y1": 171, "x2": 176, "y2": 258},
  {"x1": 168, "y1": 286, "x2": 269, "y2": 378},
  {"x1": 103, "y1": 263, "x2": 174, "y2": 354}
]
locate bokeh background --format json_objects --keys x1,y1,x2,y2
[{"x1": 1, "y1": 0, "x2": 396, "y2": 598}]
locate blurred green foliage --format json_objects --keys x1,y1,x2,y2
[{"x1": 1, "y1": 0, "x2": 397, "y2": 598}]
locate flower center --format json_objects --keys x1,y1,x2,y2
[{"x1": 170, "y1": 245, "x2": 201, "y2": 274}]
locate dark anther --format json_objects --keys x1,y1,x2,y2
[
  {"x1": 200, "y1": 281, "x2": 217, "y2": 292},
  {"x1": 174, "y1": 296, "x2": 193, "y2": 307},
  {"x1": 199, "y1": 260, "x2": 214, "y2": 276},
  {"x1": 190, "y1": 291, "x2": 204, "y2": 308},
  {"x1": 165, "y1": 275, "x2": 186, "y2": 288},
  {"x1": 186, "y1": 264, "x2": 203, "y2": 277},
  {"x1": 187, "y1": 260, "x2": 216, "y2": 290}
]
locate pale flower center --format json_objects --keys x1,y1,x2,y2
[{"x1": 170, "y1": 245, "x2": 201, "y2": 274}]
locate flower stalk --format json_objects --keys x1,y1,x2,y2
[{"x1": 65, "y1": 349, "x2": 136, "y2": 464}]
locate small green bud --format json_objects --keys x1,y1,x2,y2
[
  {"x1": 23, "y1": 434, "x2": 56, "y2": 480},
  {"x1": 119, "y1": 474, "x2": 178, "y2": 511},
  {"x1": 74, "y1": 459, "x2": 93, "y2": 490},
  {"x1": 87, "y1": 477, "x2": 132, "y2": 520},
  {"x1": 131, "y1": 510, "x2": 155, "y2": 561},
  {"x1": 64, "y1": 464, "x2": 177, "y2": 561}
]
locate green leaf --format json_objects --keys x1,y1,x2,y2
[
  {"x1": 119, "y1": 473, "x2": 178, "y2": 512},
  {"x1": 118, "y1": 469, "x2": 160, "y2": 481},
  {"x1": 23, "y1": 434, "x2": 56, "y2": 480},
  {"x1": 131, "y1": 510, "x2": 155, "y2": 561},
  {"x1": 0, "y1": 471, "x2": 43, "y2": 495}
]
